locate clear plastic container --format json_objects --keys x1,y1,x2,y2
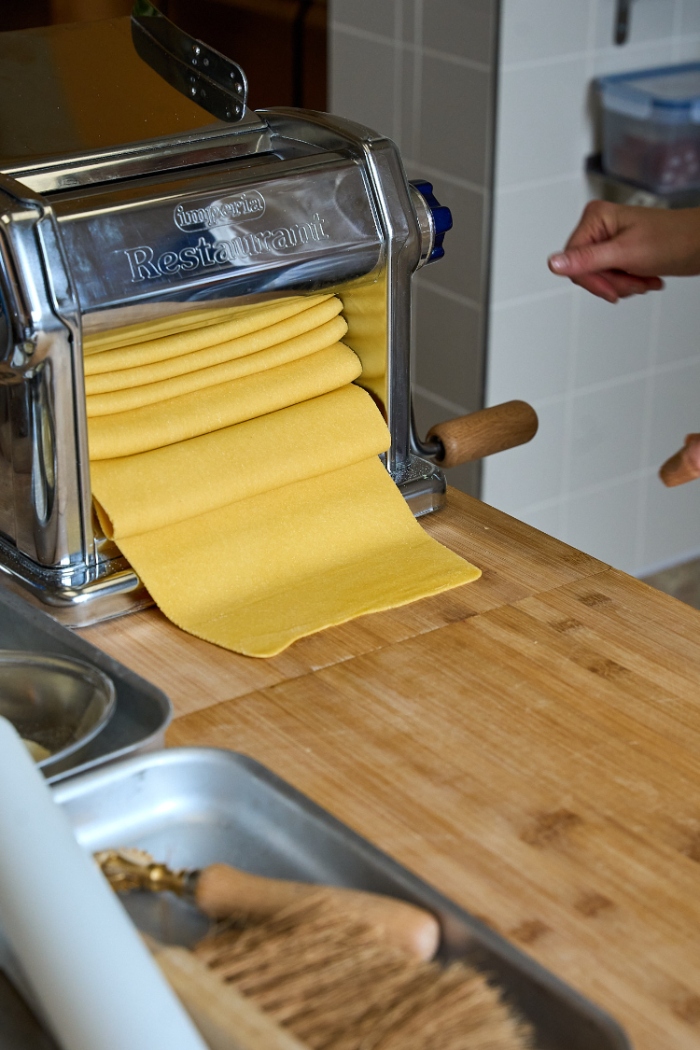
[{"x1": 597, "y1": 63, "x2": 700, "y2": 193}]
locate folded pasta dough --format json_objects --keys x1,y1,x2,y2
[
  {"x1": 85, "y1": 297, "x2": 344, "y2": 394},
  {"x1": 87, "y1": 293, "x2": 480, "y2": 658},
  {"x1": 84, "y1": 295, "x2": 331, "y2": 370},
  {"x1": 113, "y1": 455, "x2": 479, "y2": 658},
  {"x1": 87, "y1": 343, "x2": 361, "y2": 459},
  {"x1": 92, "y1": 385, "x2": 391, "y2": 537},
  {"x1": 83, "y1": 305, "x2": 245, "y2": 356},
  {"x1": 86, "y1": 315, "x2": 348, "y2": 415}
]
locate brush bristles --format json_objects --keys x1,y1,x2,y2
[{"x1": 195, "y1": 894, "x2": 534, "y2": 1050}]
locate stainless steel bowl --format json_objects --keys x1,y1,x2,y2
[{"x1": 0, "y1": 652, "x2": 116, "y2": 771}]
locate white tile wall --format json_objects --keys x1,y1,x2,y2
[
  {"x1": 500, "y1": 0, "x2": 591, "y2": 64},
  {"x1": 483, "y1": 0, "x2": 700, "y2": 576},
  {"x1": 490, "y1": 177, "x2": 587, "y2": 301},
  {"x1": 484, "y1": 398, "x2": 568, "y2": 508},
  {"x1": 328, "y1": 0, "x2": 498, "y2": 495},
  {"x1": 488, "y1": 289, "x2": 573, "y2": 403},
  {"x1": 329, "y1": 0, "x2": 700, "y2": 575},
  {"x1": 495, "y1": 58, "x2": 590, "y2": 187},
  {"x1": 563, "y1": 475, "x2": 645, "y2": 574}
]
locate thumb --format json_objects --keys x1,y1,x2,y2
[{"x1": 549, "y1": 240, "x2": 624, "y2": 277}]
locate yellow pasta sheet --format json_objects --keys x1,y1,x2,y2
[
  {"x1": 85, "y1": 298, "x2": 343, "y2": 394},
  {"x1": 93, "y1": 387, "x2": 478, "y2": 657},
  {"x1": 87, "y1": 343, "x2": 361, "y2": 459},
  {"x1": 88, "y1": 294, "x2": 480, "y2": 657},
  {"x1": 83, "y1": 294, "x2": 319, "y2": 358}
]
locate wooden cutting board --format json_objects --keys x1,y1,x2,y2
[{"x1": 84, "y1": 487, "x2": 700, "y2": 1050}]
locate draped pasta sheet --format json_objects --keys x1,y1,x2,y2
[{"x1": 87, "y1": 295, "x2": 480, "y2": 657}]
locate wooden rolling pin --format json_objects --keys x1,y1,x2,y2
[
  {"x1": 97, "y1": 849, "x2": 441, "y2": 961},
  {"x1": 425, "y1": 400, "x2": 539, "y2": 469},
  {"x1": 659, "y1": 433, "x2": 700, "y2": 487}
]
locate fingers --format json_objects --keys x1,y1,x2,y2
[
  {"x1": 568, "y1": 271, "x2": 663, "y2": 303},
  {"x1": 548, "y1": 200, "x2": 676, "y2": 300},
  {"x1": 569, "y1": 272, "x2": 620, "y2": 303},
  {"x1": 602, "y1": 272, "x2": 664, "y2": 297},
  {"x1": 564, "y1": 200, "x2": 620, "y2": 252},
  {"x1": 548, "y1": 238, "x2": 628, "y2": 278}
]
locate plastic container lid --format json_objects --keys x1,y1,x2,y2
[{"x1": 597, "y1": 62, "x2": 700, "y2": 124}]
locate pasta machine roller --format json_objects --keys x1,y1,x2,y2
[{"x1": 0, "y1": 4, "x2": 536, "y2": 625}]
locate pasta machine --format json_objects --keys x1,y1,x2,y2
[{"x1": 0, "y1": 4, "x2": 536, "y2": 625}]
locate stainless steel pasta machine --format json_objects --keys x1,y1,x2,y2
[{"x1": 0, "y1": 3, "x2": 536, "y2": 625}]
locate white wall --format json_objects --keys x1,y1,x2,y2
[
  {"x1": 484, "y1": 0, "x2": 700, "y2": 575},
  {"x1": 329, "y1": 0, "x2": 498, "y2": 495},
  {"x1": 329, "y1": 0, "x2": 700, "y2": 576}
]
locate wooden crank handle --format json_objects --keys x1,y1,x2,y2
[
  {"x1": 195, "y1": 864, "x2": 440, "y2": 961},
  {"x1": 659, "y1": 433, "x2": 700, "y2": 487},
  {"x1": 426, "y1": 400, "x2": 538, "y2": 470},
  {"x1": 150, "y1": 941, "x2": 306, "y2": 1050}
]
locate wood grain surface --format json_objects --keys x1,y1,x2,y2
[
  {"x1": 84, "y1": 488, "x2": 700, "y2": 1049},
  {"x1": 85, "y1": 490, "x2": 606, "y2": 714}
]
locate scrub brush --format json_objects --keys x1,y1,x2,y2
[
  {"x1": 194, "y1": 894, "x2": 534, "y2": 1050},
  {"x1": 99, "y1": 849, "x2": 534, "y2": 1049}
]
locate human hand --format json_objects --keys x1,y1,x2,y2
[
  {"x1": 659, "y1": 433, "x2": 700, "y2": 487},
  {"x1": 548, "y1": 200, "x2": 700, "y2": 303}
]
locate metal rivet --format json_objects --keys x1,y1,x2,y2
[
  {"x1": 235, "y1": 103, "x2": 241, "y2": 114},
  {"x1": 234, "y1": 82, "x2": 242, "y2": 94},
  {"x1": 192, "y1": 44, "x2": 201, "y2": 55},
  {"x1": 190, "y1": 86, "x2": 197, "y2": 96},
  {"x1": 202, "y1": 57, "x2": 209, "y2": 66},
  {"x1": 200, "y1": 88, "x2": 206, "y2": 98}
]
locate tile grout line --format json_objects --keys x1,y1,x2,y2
[
  {"x1": 635, "y1": 287, "x2": 663, "y2": 569},
  {"x1": 413, "y1": 383, "x2": 469, "y2": 417},
  {"x1": 401, "y1": 158, "x2": 486, "y2": 195},
  {"x1": 558, "y1": 0, "x2": 598, "y2": 545},
  {"x1": 672, "y1": 0, "x2": 683, "y2": 58},
  {"x1": 500, "y1": 31, "x2": 700, "y2": 73},
  {"x1": 514, "y1": 465, "x2": 661, "y2": 520},
  {"x1": 559, "y1": 287, "x2": 582, "y2": 544},
  {"x1": 416, "y1": 278, "x2": 481, "y2": 311},
  {"x1": 330, "y1": 21, "x2": 491, "y2": 72},
  {"x1": 493, "y1": 285, "x2": 574, "y2": 310},
  {"x1": 498, "y1": 172, "x2": 591, "y2": 196},
  {"x1": 485, "y1": 341, "x2": 700, "y2": 413},
  {"x1": 393, "y1": 0, "x2": 404, "y2": 148},
  {"x1": 411, "y1": 0, "x2": 423, "y2": 166}
]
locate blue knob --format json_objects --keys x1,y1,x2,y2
[{"x1": 410, "y1": 179, "x2": 453, "y2": 262}]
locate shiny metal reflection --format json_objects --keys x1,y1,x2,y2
[{"x1": 0, "y1": 651, "x2": 116, "y2": 772}]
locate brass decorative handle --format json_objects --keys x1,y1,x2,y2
[
  {"x1": 97, "y1": 849, "x2": 440, "y2": 962},
  {"x1": 424, "y1": 400, "x2": 538, "y2": 470}
]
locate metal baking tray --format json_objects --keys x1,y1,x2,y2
[
  {"x1": 1, "y1": 747, "x2": 630, "y2": 1050},
  {"x1": 0, "y1": 584, "x2": 171, "y2": 782}
]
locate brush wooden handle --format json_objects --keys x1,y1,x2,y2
[
  {"x1": 195, "y1": 865, "x2": 440, "y2": 961},
  {"x1": 427, "y1": 400, "x2": 538, "y2": 469},
  {"x1": 660, "y1": 433, "x2": 700, "y2": 487},
  {"x1": 151, "y1": 943, "x2": 305, "y2": 1050}
]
